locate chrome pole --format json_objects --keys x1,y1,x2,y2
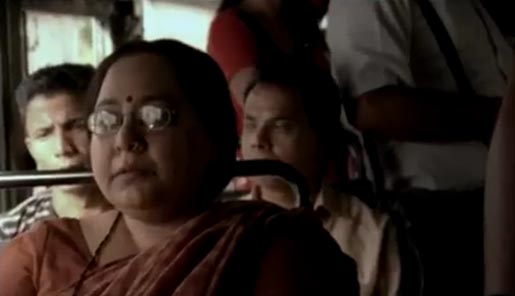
[
  {"x1": 0, "y1": 170, "x2": 93, "y2": 188},
  {"x1": 0, "y1": 161, "x2": 310, "y2": 207}
]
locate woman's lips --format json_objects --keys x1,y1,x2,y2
[{"x1": 112, "y1": 169, "x2": 155, "y2": 184}]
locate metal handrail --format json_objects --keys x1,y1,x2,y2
[
  {"x1": 0, "y1": 160, "x2": 312, "y2": 207},
  {"x1": 232, "y1": 160, "x2": 311, "y2": 207},
  {"x1": 0, "y1": 170, "x2": 93, "y2": 188}
]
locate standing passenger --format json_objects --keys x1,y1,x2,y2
[{"x1": 327, "y1": 0, "x2": 512, "y2": 294}]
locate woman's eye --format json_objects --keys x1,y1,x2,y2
[
  {"x1": 89, "y1": 110, "x2": 122, "y2": 134},
  {"x1": 139, "y1": 105, "x2": 174, "y2": 130}
]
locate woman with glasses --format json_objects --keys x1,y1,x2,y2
[{"x1": 0, "y1": 39, "x2": 358, "y2": 296}]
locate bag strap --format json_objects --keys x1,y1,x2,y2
[{"x1": 414, "y1": 0, "x2": 475, "y2": 94}]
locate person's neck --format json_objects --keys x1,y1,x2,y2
[
  {"x1": 52, "y1": 186, "x2": 111, "y2": 219},
  {"x1": 121, "y1": 208, "x2": 200, "y2": 250}
]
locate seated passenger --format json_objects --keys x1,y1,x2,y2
[
  {"x1": 240, "y1": 64, "x2": 401, "y2": 296},
  {"x1": 0, "y1": 40, "x2": 359, "y2": 296},
  {"x1": 0, "y1": 64, "x2": 111, "y2": 243}
]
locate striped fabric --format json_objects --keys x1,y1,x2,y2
[{"x1": 0, "y1": 188, "x2": 55, "y2": 243}]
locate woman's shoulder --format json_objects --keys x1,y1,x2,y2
[
  {"x1": 210, "y1": 201, "x2": 341, "y2": 246},
  {"x1": 209, "y1": 200, "x2": 288, "y2": 223},
  {"x1": 0, "y1": 218, "x2": 84, "y2": 287},
  {"x1": 216, "y1": 201, "x2": 359, "y2": 295},
  {"x1": 2, "y1": 217, "x2": 81, "y2": 252}
]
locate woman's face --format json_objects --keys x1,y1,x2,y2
[{"x1": 90, "y1": 53, "x2": 212, "y2": 218}]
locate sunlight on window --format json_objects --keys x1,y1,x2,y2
[
  {"x1": 25, "y1": 10, "x2": 113, "y2": 74},
  {"x1": 142, "y1": 1, "x2": 214, "y2": 52}
]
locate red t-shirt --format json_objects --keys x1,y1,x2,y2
[
  {"x1": 208, "y1": 8, "x2": 258, "y2": 82},
  {"x1": 208, "y1": 8, "x2": 257, "y2": 134}
]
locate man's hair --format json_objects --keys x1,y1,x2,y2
[
  {"x1": 15, "y1": 63, "x2": 95, "y2": 120},
  {"x1": 244, "y1": 61, "x2": 344, "y2": 145}
]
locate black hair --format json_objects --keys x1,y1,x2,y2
[
  {"x1": 245, "y1": 61, "x2": 343, "y2": 144},
  {"x1": 244, "y1": 61, "x2": 352, "y2": 181},
  {"x1": 88, "y1": 39, "x2": 238, "y2": 202},
  {"x1": 15, "y1": 63, "x2": 94, "y2": 121}
]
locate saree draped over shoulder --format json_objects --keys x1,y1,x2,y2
[{"x1": 0, "y1": 201, "x2": 359, "y2": 296}]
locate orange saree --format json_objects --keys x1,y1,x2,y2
[{"x1": 0, "y1": 201, "x2": 358, "y2": 296}]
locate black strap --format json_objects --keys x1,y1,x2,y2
[{"x1": 414, "y1": 0, "x2": 475, "y2": 94}]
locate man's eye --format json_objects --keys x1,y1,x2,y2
[
  {"x1": 273, "y1": 120, "x2": 293, "y2": 131},
  {"x1": 243, "y1": 120, "x2": 257, "y2": 130},
  {"x1": 34, "y1": 129, "x2": 52, "y2": 139}
]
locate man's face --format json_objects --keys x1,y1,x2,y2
[
  {"x1": 24, "y1": 93, "x2": 90, "y2": 172},
  {"x1": 241, "y1": 83, "x2": 321, "y2": 191}
]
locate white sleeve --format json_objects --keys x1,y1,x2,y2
[{"x1": 327, "y1": 0, "x2": 416, "y2": 97}]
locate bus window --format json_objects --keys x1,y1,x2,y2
[
  {"x1": 142, "y1": 1, "x2": 214, "y2": 51},
  {"x1": 25, "y1": 10, "x2": 112, "y2": 73}
]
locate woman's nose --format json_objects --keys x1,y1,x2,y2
[{"x1": 114, "y1": 120, "x2": 147, "y2": 153}]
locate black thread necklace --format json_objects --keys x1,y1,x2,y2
[{"x1": 72, "y1": 211, "x2": 122, "y2": 296}]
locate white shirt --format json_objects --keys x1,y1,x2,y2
[
  {"x1": 240, "y1": 186, "x2": 401, "y2": 296},
  {"x1": 327, "y1": 0, "x2": 512, "y2": 190}
]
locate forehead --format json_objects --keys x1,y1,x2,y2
[
  {"x1": 245, "y1": 83, "x2": 304, "y2": 117},
  {"x1": 97, "y1": 53, "x2": 183, "y2": 106},
  {"x1": 26, "y1": 93, "x2": 84, "y2": 118}
]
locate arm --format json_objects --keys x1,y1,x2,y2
[
  {"x1": 254, "y1": 215, "x2": 359, "y2": 295},
  {"x1": 484, "y1": 60, "x2": 515, "y2": 295},
  {"x1": 355, "y1": 86, "x2": 501, "y2": 143},
  {"x1": 207, "y1": 9, "x2": 259, "y2": 106}
]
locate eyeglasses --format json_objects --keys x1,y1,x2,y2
[{"x1": 88, "y1": 104, "x2": 178, "y2": 135}]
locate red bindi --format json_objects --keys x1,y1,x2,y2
[{"x1": 126, "y1": 96, "x2": 133, "y2": 103}]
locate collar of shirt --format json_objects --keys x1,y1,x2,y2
[{"x1": 313, "y1": 184, "x2": 353, "y2": 223}]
